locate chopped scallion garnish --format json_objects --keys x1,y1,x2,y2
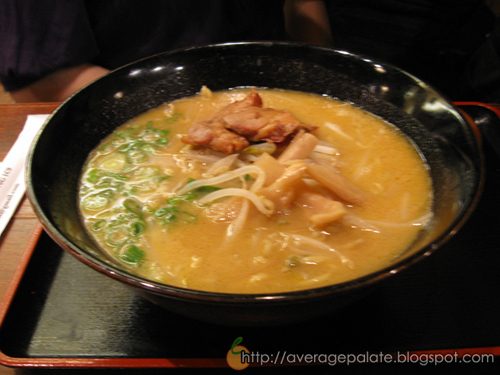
[{"x1": 120, "y1": 245, "x2": 145, "y2": 265}]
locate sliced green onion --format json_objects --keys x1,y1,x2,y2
[
  {"x1": 127, "y1": 150, "x2": 147, "y2": 163},
  {"x1": 122, "y1": 187, "x2": 138, "y2": 196},
  {"x1": 140, "y1": 143, "x2": 156, "y2": 153},
  {"x1": 155, "y1": 137, "x2": 168, "y2": 145},
  {"x1": 98, "y1": 188, "x2": 115, "y2": 198},
  {"x1": 163, "y1": 213, "x2": 177, "y2": 222},
  {"x1": 103, "y1": 172, "x2": 128, "y2": 180},
  {"x1": 106, "y1": 227, "x2": 129, "y2": 247},
  {"x1": 155, "y1": 206, "x2": 178, "y2": 218},
  {"x1": 195, "y1": 185, "x2": 222, "y2": 194},
  {"x1": 92, "y1": 219, "x2": 107, "y2": 231},
  {"x1": 157, "y1": 129, "x2": 170, "y2": 136},
  {"x1": 118, "y1": 142, "x2": 137, "y2": 153},
  {"x1": 120, "y1": 245, "x2": 145, "y2": 265},
  {"x1": 129, "y1": 221, "x2": 146, "y2": 236},
  {"x1": 86, "y1": 170, "x2": 100, "y2": 183},
  {"x1": 123, "y1": 198, "x2": 143, "y2": 218},
  {"x1": 166, "y1": 191, "x2": 197, "y2": 204},
  {"x1": 96, "y1": 177, "x2": 112, "y2": 187},
  {"x1": 132, "y1": 180, "x2": 159, "y2": 193},
  {"x1": 138, "y1": 166, "x2": 161, "y2": 177},
  {"x1": 82, "y1": 194, "x2": 109, "y2": 211},
  {"x1": 152, "y1": 176, "x2": 171, "y2": 183}
]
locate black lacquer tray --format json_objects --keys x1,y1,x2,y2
[{"x1": 0, "y1": 104, "x2": 499, "y2": 373}]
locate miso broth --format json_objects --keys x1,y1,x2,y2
[{"x1": 79, "y1": 88, "x2": 433, "y2": 293}]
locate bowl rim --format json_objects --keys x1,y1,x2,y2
[{"x1": 26, "y1": 41, "x2": 485, "y2": 305}]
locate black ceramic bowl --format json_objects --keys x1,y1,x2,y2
[{"x1": 27, "y1": 42, "x2": 483, "y2": 326}]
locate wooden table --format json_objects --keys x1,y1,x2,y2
[
  {"x1": 0, "y1": 103, "x2": 59, "y2": 375},
  {"x1": 0, "y1": 103, "x2": 59, "y2": 296},
  {"x1": 1, "y1": 102, "x2": 499, "y2": 374}
]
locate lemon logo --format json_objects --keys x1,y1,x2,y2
[{"x1": 227, "y1": 337, "x2": 249, "y2": 370}]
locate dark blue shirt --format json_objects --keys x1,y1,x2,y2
[{"x1": 0, "y1": 0, "x2": 286, "y2": 91}]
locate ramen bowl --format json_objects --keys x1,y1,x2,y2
[{"x1": 27, "y1": 42, "x2": 483, "y2": 325}]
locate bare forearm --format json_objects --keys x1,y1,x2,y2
[
  {"x1": 11, "y1": 64, "x2": 110, "y2": 102},
  {"x1": 284, "y1": 0, "x2": 333, "y2": 46}
]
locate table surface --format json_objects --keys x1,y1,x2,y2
[
  {"x1": 0, "y1": 103, "x2": 59, "y2": 375},
  {"x1": 1, "y1": 102, "x2": 499, "y2": 374}
]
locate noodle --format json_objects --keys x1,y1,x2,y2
[
  {"x1": 175, "y1": 165, "x2": 266, "y2": 195},
  {"x1": 204, "y1": 154, "x2": 239, "y2": 177},
  {"x1": 342, "y1": 212, "x2": 433, "y2": 232},
  {"x1": 226, "y1": 199, "x2": 250, "y2": 238},
  {"x1": 197, "y1": 188, "x2": 275, "y2": 215},
  {"x1": 175, "y1": 153, "x2": 222, "y2": 164},
  {"x1": 312, "y1": 144, "x2": 338, "y2": 155},
  {"x1": 324, "y1": 121, "x2": 354, "y2": 140},
  {"x1": 278, "y1": 232, "x2": 354, "y2": 268}
]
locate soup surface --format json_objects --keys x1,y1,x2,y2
[{"x1": 79, "y1": 88, "x2": 433, "y2": 293}]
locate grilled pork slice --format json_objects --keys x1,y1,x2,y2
[
  {"x1": 223, "y1": 106, "x2": 315, "y2": 143},
  {"x1": 182, "y1": 89, "x2": 316, "y2": 153},
  {"x1": 183, "y1": 121, "x2": 249, "y2": 154}
]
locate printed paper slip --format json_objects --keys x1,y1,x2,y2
[{"x1": 0, "y1": 115, "x2": 48, "y2": 236}]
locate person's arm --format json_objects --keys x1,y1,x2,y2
[
  {"x1": 11, "y1": 64, "x2": 109, "y2": 103},
  {"x1": 284, "y1": 0, "x2": 333, "y2": 46}
]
